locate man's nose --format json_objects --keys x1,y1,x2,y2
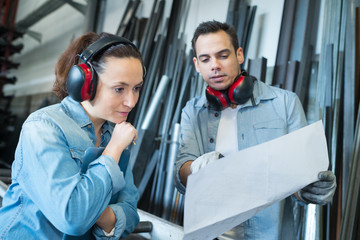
[{"x1": 211, "y1": 58, "x2": 221, "y2": 71}]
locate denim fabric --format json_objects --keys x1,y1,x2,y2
[
  {"x1": 174, "y1": 80, "x2": 307, "y2": 239},
  {"x1": 0, "y1": 96, "x2": 139, "y2": 240}
]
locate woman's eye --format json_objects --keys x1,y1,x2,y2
[
  {"x1": 134, "y1": 86, "x2": 142, "y2": 92},
  {"x1": 115, "y1": 87, "x2": 124, "y2": 93}
]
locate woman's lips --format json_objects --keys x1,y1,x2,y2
[{"x1": 118, "y1": 111, "x2": 129, "y2": 117}]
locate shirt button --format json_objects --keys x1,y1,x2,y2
[
  {"x1": 210, "y1": 138, "x2": 214, "y2": 143},
  {"x1": 215, "y1": 113, "x2": 219, "y2": 117},
  {"x1": 88, "y1": 125, "x2": 92, "y2": 128}
]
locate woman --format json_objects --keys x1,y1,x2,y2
[{"x1": 0, "y1": 32, "x2": 144, "y2": 239}]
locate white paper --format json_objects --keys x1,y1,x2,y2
[{"x1": 183, "y1": 120, "x2": 329, "y2": 240}]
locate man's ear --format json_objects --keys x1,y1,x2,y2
[
  {"x1": 236, "y1": 47, "x2": 244, "y2": 65},
  {"x1": 193, "y1": 57, "x2": 200, "y2": 73}
]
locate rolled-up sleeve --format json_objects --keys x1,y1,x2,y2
[
  {"x1": 89, "y1": 155, "x2": 125, "y2": 194},
  {"x1": 93, "y1": 159, "x2": 139, "y2": 239},
  {"x1": 174, "y1": 102, "x2": 202, "y2": 194}
]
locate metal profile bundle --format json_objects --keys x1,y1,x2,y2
[
  {"x1": 226, "y1": 0, "x2": 256, "y2": 64},
  {"x1": 342, "y1": 0, "x2": 360, "y2": 225},
  {"x1": 339, "y1": 105, "x2": 360, "y2": 240},
  {"x1": 110, "y1": 0, "x2": 197, "y2": 223},
  {"x1": 116, "y1": 0, "x2": 141, "y2": 38},
  {"x1": 271, "y1": 0, "x2": 297, "y2": 88},
  {"x1": 130, "y1": 1, "x2": 166, "y2": 128},
  {"x1": 151, "y1": 46, "x2": 186, "y2": 216},
  {"x1": 272, "y1": 0, "x2": 320, "y2": 92},
  {"x1": 130, "y1": 75, "x2": 170, "y2": 186}
]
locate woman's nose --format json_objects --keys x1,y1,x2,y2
[{"x1": 124, "y1": 92, "x2": 137, "y2": 108}]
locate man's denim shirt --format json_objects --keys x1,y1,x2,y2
[
  {"x1": 0, "y1": 96, "x2": 139, "y2": 240},
  {"x1": 174, "y1": 80, "x2": 307, "y2": 239}
]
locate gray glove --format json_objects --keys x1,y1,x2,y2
[
  {"x1": 298, "y1": 170, "x2": 337, "y2": 205},
  {"x1": 190, "y1": 151, "x2": 223, "y2": 174}
]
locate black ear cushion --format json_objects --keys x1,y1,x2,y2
[
  {"x1": 228, "y1": 75, "x2": 255, "y2": 104},
  {"x1": 67, "y1": 63, "x2": 94, "y2": 102},
  {"x1": 206, "y1": 87, "x2": 230, "y2": 111}
]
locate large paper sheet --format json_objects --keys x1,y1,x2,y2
[{"x1": 183, "y1": 120, "x2": 329, "y2": 240}]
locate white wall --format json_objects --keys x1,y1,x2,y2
[
  {"x1": 4, "y1": 0, "x2": 85, "y2": 97},
  {"x1": 4, "y1": 0, "x2": 285, "y2": 97},
  {"x1": 247, "y1": 0, "x2": 284, "y2": 67}
]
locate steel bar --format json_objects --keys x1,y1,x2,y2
[
  {"x1": 0, "y1": 179, "x2": 8, "y2": 198},
  {"x1": 134, "y1": 35, "x2": 166, "y2": 129},
  {"x1": 236, "y1": 0, "x2": 249, "y2": 52},
  {"x1": 324, "y1": 44, "x2": 333, "y2": 163},
  {"x1": 116, "y1": 0, "x2": 140, "y2": 37},
  {"x1": 272, "y1": 0, "x2": 297, "y2": 88},
  {"x1": 226, "y1": 0, "x2": 237, "y2": 25},
  {"x1": 170, "y1": 54, "x2": 194, "y2": 127},
  {"x1": 247, "y1": 57, "x2": 267, "y2": 83},
  {"x1": 161, "y1": 123, "x2": 180, "y2": 220},
  {"x1": 242, "y1": 5, "x2": 257, "y2": 61},
  {"x1": 283, "y1": 60, "x2": 299, "y2": 92},
  {"x1": 137, "y1": 150, "x2": 160, "y2": 198},
  {"x1": 139, "y1": 0, "x2": 165, "y2": 67}
]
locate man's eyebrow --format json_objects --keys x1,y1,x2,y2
[
  {"x1": 198, "y1": 53, "x2": 210, "y2": 59},
  {"x1": 216, "y1": 49, "x2": 231, "y2": 55},
  {"x1": 198, "y1": 49, "x2": 231, "y2": 59}
]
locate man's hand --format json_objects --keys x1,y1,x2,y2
[
  {"x1": 297, "y1": 171, "x2": 337, "y2": 205},
  {"x1": 190, "y1": 151, "x2": 223, "y2": 174}
]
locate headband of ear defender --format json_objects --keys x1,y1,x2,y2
[
  {"x1": 205, "y1": 72, "x2": 255, "y2": 111},
  {"x1": 66, "y1": 36, "x2": 137, "y2": 102}
]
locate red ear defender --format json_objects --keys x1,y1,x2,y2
[
  {"x1": 67, "y1": 63, "x2": 97, "y2": 102},
  {"x1": 228, "y1": 75, "x2": 255, "y2": 105},
  {"x1": 205, "y1": 87, "x2": 231, "y2": 111},
  {"x1": 205, "y1": 73, "x2": 255, "y2": 110},
  {"x1": 66, "y1": 36, "x2": 139, "y2": 102}
]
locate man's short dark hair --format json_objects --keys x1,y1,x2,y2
[{"x1": 191, "y1": 20, "x2": 239, "y2": 57}]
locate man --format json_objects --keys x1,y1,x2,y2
[{"x1": 174, "y1": 20, "x2": 336, "y2": 239}]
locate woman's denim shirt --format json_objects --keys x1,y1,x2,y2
[
  {"x1": 174, "y1": 80, "x2": 307, "y2": 239},
  {"x1": 0, "y1": 96, "x2": 139, "y2": 240}
]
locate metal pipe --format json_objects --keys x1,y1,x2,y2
[
  {"x1": 141, "y1": 75, "x2": 170, "y2": 130},
  {"x1": 162, "y1": 123, "x2": 181, "y2": 220},
  {"x1": 0, "y1": 180, "x2": 8, "y2": 198}
]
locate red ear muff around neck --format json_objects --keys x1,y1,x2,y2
[
  {"x1": 67, "y1": 63, "x2": 96, "y2": 102},
  {"x1": 206, "y1": 87, "x2": 231, "y2": 111},
  {"x1": 228, "y1": 75, "x2": 255, "y2": 105}
]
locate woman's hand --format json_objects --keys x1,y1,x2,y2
[{"x1": 103, "y1": 122, "x2": 137, "y2": 163}]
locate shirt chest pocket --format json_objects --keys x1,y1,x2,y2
[{"x1": 253, "y1": 119, "x2": 287, "y2": 144}]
